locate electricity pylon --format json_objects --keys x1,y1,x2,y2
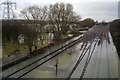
[{"x1": 0, "y1": 0, "x2": 16, "y2": 20}]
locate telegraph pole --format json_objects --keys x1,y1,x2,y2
[
  {"x1": 0, "y1": 0, "x2": 16, "y2": 19},
  {"x1": 118, "y1": 1, "x2": 120, "y2": 19}
]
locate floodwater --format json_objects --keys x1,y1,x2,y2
[
  {"x1": 2, "y1": 35, "x2": 81, "y2": 77},
  {"x1": 1, "y1": 32, "x2": 119, "y2": 79},
  {"x1": 71, "y1": 32, "x2": 118, "y2": 78}
]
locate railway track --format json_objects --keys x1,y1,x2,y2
[
  {"x1": 3, "y1": 32, "x2": 86, "y2": 78},
  {"x1": 3, "y1": 23, "x2": 112, "y2": 79},
  {"x1": 66, "y1": 24, "x2": 111, "y2": 80}
]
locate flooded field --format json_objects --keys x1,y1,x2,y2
[{"x1": 1, "y1": 24, "x2": 119, "y2": 79}]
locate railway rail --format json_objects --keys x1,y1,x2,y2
[
  {"x1": 3, "y1": 31, "x2": 86, "y2": 78},
  {"x1": 2, "y1": 23, "x2": 114, "y2": 79},
  {"x1": 66, "y1": 24, "x2": 111, "y2": 80}
]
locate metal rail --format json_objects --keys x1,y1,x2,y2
[
  {"x1": 96, "y1": 25, "x2": 108, "y2": 78},
  {"x1": 79, "y1": 38, "x2": 98, "y2": 80},
  {"x1": 17, "y1": 35, "x2": 86, "y2": 78},
  {"x1": 66, "y1": 25, "x2": 108, "y2": 80},
  {"x1": 66, "y1": 41, "x2": 92, "y2": 80},
  {"x1": 5, "y1": 34, "x2": 85, "y2": 78},
  {"x1": 4, "y1": 24, "x2": 111, "y2": 79}
]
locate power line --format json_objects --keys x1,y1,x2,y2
[{"x1": 1, "y1": 0, "x2": 16, "y2": 20}]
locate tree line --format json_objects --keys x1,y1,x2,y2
[{"x1": 3, "y1": 2, "x2": 95, "y2": 54}]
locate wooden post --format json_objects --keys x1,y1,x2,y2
[{"x1": 55, "y1": 58, "x2": 59, "y2": 76}]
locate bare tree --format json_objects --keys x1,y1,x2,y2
[
  {"x1": 20, "y1": 3, "x2": 81, "y2": 52},
  {"x1": 48, "y1": 2, "x2": 81, "y2": 41},
  {"x1": 20, "y1": 5, "x2": 48, "y2": 20},
  {"x1": 20, "y1": 5, "x2": 48, "y2": 53}
]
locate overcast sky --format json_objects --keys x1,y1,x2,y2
[{"x1": 0, "y1": 0, "x2": 119, "y2": 21}]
